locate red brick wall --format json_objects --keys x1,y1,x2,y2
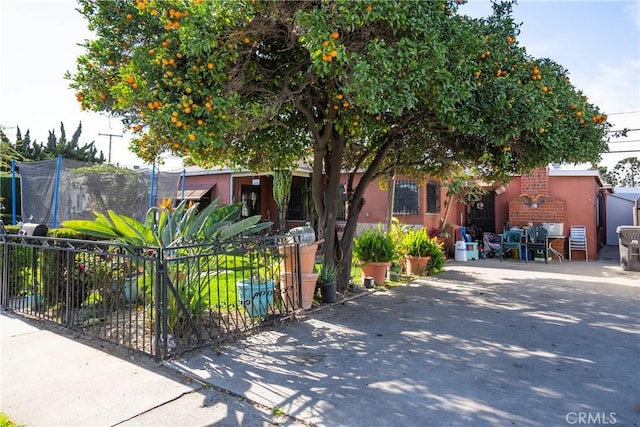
[
  {"x1": 521, "y1": 168, "x2": 549, "y2": 198},
  {"x1": 508, "y1": 199, "x2": 566, "y2": 227},
  {"x1": 508, "y1": 167, "x2": 566, "y2": 227}
]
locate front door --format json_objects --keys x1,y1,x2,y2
[
  {"x1": 467, "y1": 192, "x2": 496, "y2": 236},
  {"x1": 241, "y1": 185, "x2": 261, "y2": 218}
]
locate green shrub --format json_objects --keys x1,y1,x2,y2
[
  {"x1": 353, "y1": 226, "x2": 395, "y2": 263},
  {"x1": 401, "y1": 228, "x2": 438, "y2": 257},
  {"x1": 401, "y1": 228, "x2": 446, "y2": 274}
]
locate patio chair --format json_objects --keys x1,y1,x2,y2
[
  {"x1": 569, "y1": 225, "x2": 588, "y2": 261},
  {"x1": 526, "y1": 225, "x2": 549, "y2": 264},
  {"x1": 499, "y1": 229, "x2": 523, "y2": 261}
]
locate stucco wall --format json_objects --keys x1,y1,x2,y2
[
  {"x1": 180, "y1": 173, "x2": 232, "y2": 204},
  {"x1": 493, "y1": 170, "x2": 603, "y2": 260},
  {"x1": 549, "y1": 175, "x2": 600, "y2": 260},
  {"x1": 348, "y1": 174, "x2": 448, "y2": 232}
]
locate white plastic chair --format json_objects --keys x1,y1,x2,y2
[{"x1": 569, "y1": 225, "x2": 588, "y2": 261}]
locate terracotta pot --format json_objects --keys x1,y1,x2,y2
[
  {"x1": 279, "y1": 243, "x2": 318, "y2": 275},
  {"x1": 405, "y1": 255, "x2": 431, "y2": 276},
  {"x1": 360, "y1": 261, "x2": 389, "y2": 285},
  {"x1": 279, "y1": 272, "x2": 319, "y2": 310}
]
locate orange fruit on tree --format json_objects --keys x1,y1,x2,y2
[
  {"x1": 331, "y1": 31, "x2": 339, "y2": 39},
  {"x1": 330, "y1": 50, "x2": 337, "y2": 57}
]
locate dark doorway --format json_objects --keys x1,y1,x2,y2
[
  {"x1": 467, "y1": 192, "x2": 496, "y2": 236},
  {"x1": 241, "y1": 185, "x2": 261, "y2": 218}
]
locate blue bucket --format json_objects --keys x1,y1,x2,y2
[{"x1": 236, "y1": 279, "x2": 276, "y2": 317}]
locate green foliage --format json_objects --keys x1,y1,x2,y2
[
  {"x1": 601, "y1": 157, "x2": 640, "y2": 187},
  {"x1": 3, "y1": 224, "x2": 20, "y2": 235},
  {"x1": 272, "y1": 170, "x2": 293, "y2": 232},
  {"x1": 318, "y1": 262, "x2": 338, "y2": 284},
  {"x1": 5, "y1": 245, "x2": 33, "y2": 295},
  {"x1": 353, "y1": 226, "x2": 395, "y2": 263},
  {"x1": 401, "y1": 228, "x2": 441, "y2": 258},
  {"x1": 6, "y1": 123, "x2": 105, "y2": 163},
  {"x1": 401, "y1": 227, "x2": 446, "y2": 274},
  {"x1": 68, "y1": 1, "x2": 610, "y2": 176},
  {"x1": 427, "y1": 244, "x2": 447, "y2": 275},
  {"x1": 0, "y1": 412, "x2": 25, "y2": 427},
  {"x1": 68, "y1": 0, "x2": 612, "y2": 289},
  {"x1": 61, "y1": 197, "x2": 272, "y2": 248},
  {"x1": 388, "y1": 217, "x2": 412, "y2": 261}
]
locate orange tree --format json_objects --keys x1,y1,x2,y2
[{"x1": 68, "y1": 0, "x2": 611, "y2": 289}]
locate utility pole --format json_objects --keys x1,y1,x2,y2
[{"x1": 98, "y1": 132, "x2": 122, "y2": 163}]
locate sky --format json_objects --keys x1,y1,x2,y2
[{"x1": 1, "y1": 0, "x2": 639, "y2": 172}]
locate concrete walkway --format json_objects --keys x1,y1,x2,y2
[{"x1": 2, "y1": 248, "x2": 639, "y2": 426}]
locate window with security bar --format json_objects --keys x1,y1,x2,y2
[
  {"x1": 393, "y1": 180, "x2": 419, "y2": 215},
  {"x1": 426, "y1": 181, "x2": 441, "y2": 214}
]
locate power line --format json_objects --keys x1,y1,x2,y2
[
  {"x1": 99, "y1": 132, "x2": 123, "y2": 163},
  {"x1": 608, "y1": 140, "x2": 640, "y2": 144},
  {"x1": 608, "y1": 128, "x2": 640, "y2": 134},
  {"x1": 603, "y1": 150, "x2": 640, "y2": 154},
  {"x1": 607, "y1": 110, "x2": 640, "y2": 115}
]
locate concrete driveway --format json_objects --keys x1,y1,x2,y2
[{"x1": 168, "y1": 257, "x2": 640, "y2": 426}]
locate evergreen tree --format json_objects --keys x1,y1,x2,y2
[
  {"x1": 7, "y1": 122, "x2": 105, "y2": 163},
  {"x1": 601, "y1": 157, "x2": 640, "y2": 187}
]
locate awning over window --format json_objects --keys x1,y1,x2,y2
[{"x1": 177, "y1": 183, "x2": 215, "y2": 200}]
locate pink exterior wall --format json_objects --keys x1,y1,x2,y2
[
  {"x1": 548, "y1": 175, "x2": 601, "y2": 260},
  {"x1": 183, "y1": 167, "x2": 604, "y2": 261},
  {"x1": 495, "y1": 178, "x2": 520, "y2": 233},
  {"x1": 346, "y1": 174, "x2": 444, "y2": 229},
  {"x1": 493, "y1": 169, "x2": 602, "y2": 260},
  {"x1": 180, "y1": 173, "x2": 232, "y2": 204}
]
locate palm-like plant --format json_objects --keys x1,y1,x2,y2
[
  {"x1": 62, "y1": 197, "x2": 273, "y2": 335},
  {"x1": 61, "y1": 197, "x2": 271, "y2": 248}
]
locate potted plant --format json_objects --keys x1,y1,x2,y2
[
  {"x1": 318, "y1": 262, "x2": 338, "y2": 303},
  {"x1": 353, "y1": 225, "x2": 395, "y2": 286},
  {"x1": 387, "y1": 261, "x2": 402, "y2": 281},
  {"x1": 401, "y1": 228, "x2": 445, "y2": 276}
]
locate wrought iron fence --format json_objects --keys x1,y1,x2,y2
[{"x1": 0, "y1": 233, "x2": 306, "y2": 360}]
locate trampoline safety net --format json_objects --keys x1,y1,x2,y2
[{"x1": 16, "y1": 159, "x2": 181, "y2": 227}]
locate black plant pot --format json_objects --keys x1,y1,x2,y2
[{"x1": 321, "y1": 281, "x2": 337, "y2": 303}]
